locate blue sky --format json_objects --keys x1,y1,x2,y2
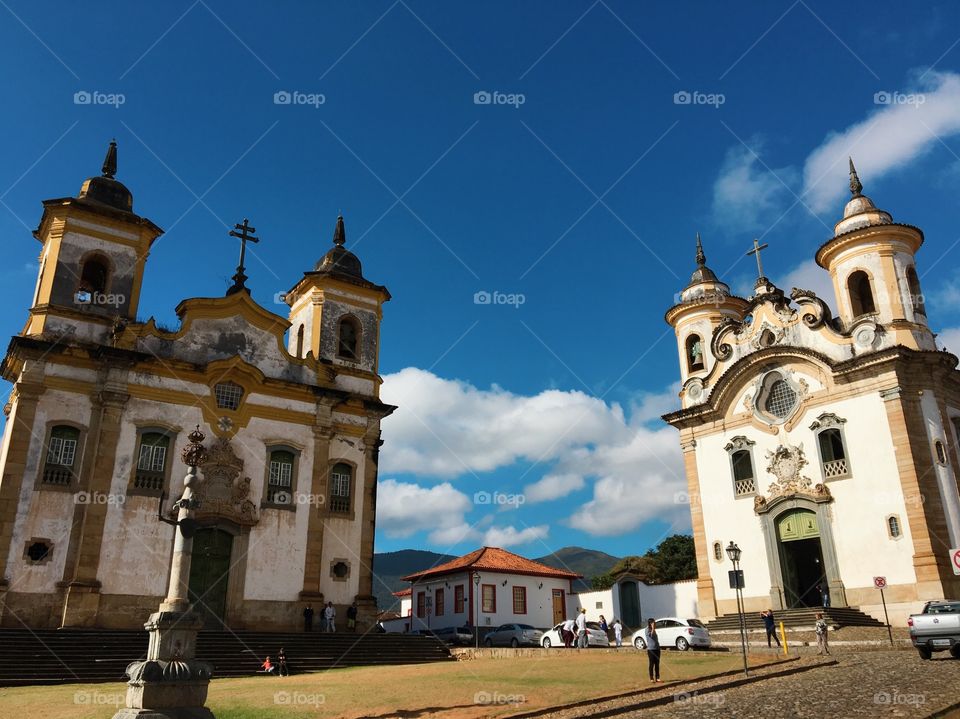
[{"x1": 2, "y1": 1, "x2": 960, "y2": 560}]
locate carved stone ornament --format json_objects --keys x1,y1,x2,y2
[
  {"x1": 686, "y1": 377, "x2": 705, "y2": 402},
  {"x1": 193, "y1": 437, "x2": 258, "y2": 526},
  {"x1": 753, "y1": 440, "x2": 832, "y2": 512}
]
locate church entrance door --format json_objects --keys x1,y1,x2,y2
[
  {"x1": 776, "y1": 510, "x2": 825, "y2": 608},
  {"x1": 188, "y1": 528, "x2": 233, "y2": 627},
  {"x1": 619, "y1": 581, "x2": 641, "y2": 629}
]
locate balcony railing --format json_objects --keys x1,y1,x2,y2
[
  {"x1": 42, "y1": 465, "x2": 73, "y2": 486},
  {"x1": 133, "y1": 470, "x2": 164, "y2": 492},
  {"x1": 823, "y1": 459, "x2": 849, "y2": 479},
  {"x1": 734, "y1": 478, "x2": 756, "y2": 496},
  {"x1": 329, "y1": 496, "x2": 351, "y2": 514}
]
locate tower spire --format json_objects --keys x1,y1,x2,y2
[
  {"x1": 102, "y1": 139, "x2": 117, "y2": 179},
  {"x1": 333, "y1": 214, "x2": 346, "y2": 246},
  {"x1": 848, "y1": 156, "x2": 863, "y2": 197},
  {"x1": 695, "y1": 232, "x2": 706, "y2": 267}
]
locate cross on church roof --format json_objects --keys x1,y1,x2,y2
[
  {"x1": 746, "y1": 237, "x2": 769, "y2": 285},
  {"x1": 226, "y1": 219, "x2": 259, "y2": 296}
]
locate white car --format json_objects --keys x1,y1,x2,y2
[
  {"x1": 631, "y1": 618, "x2": 711, "y2": 651},
  {"x1": 541, "y1": 621, "x2": 609, "y2": 648}
]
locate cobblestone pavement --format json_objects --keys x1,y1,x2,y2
[{"x1": 528, "y1": 651, "x2": 960, "y2": 719}]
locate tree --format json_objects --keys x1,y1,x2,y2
[{"x1": 644, "y1": 534, "x2": 697, "y2": 583}]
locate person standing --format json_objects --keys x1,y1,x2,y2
[
  {"x1": 561, "y1": 617, "x2": 575, "y2": 648},
  {"x1": 575, "y1": 608, "x2": 588, "y2": 648},
  {"x1": 761, "y1": 609, "x2": 781, "y2": 648},
  {"x1": 613, "y1": 619, "x2": 623, "y2": 648},
  {"x1": 324, "y1": 601, "x2": 337, "y2": 633},
  {"x1": 303, "y1": 604, "x2": 314, "y2": 632},
  {"x1": 276, "y1": 648, "x2": 289, "y2": 677},
  {"x1": 346, "y1": 602, "x2": 358, "y2": 632},
  {"x1": 816, "y1": 583, "x2": 830, "y2": 608},
  {"x1": 815, "y1": 612, "x2": 830, "y2": 655},
  {"x1": 644, "y1": 618, "x2": 662, "y2": 682}
]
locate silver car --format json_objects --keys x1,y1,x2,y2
[
  {"x1": 631, "y1": 617, "x2": 712, "y2": 651},
  {"x1": 483, "y1": 623, "x2": 543, "y2": 648}
]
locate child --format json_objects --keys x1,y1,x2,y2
[
  {"x1": 259, "y1": 656, "x2": 275, "y2": 674},
  {"x1": 613, "y1": 619, "x2": 623, "y2": 648},
  {"x1": 815, "y1": 613, "x2": 830, "y2": 655}
]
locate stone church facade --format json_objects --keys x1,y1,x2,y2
[
  {"x1": 664, "y1": 162, "x2": 960, "y2": 625},
  {"x1": 0, "y1": 142, "x2": 394, "y2": 630}
]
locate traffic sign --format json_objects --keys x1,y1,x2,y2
[
  {"x1": 950, "y1": 547, "x2": 960, "y2": 576},
  {"x1": 873, "y1": 576, "x2": 887, "y2": 589}
]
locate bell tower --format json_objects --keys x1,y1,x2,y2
[
  {"x1": 816, "y1": 159, "x2": 934, "y2": 350},
  {"x1": 282, "y1": 215, "x2": 390, "y2": 396},
  {"x1": 26, "y1": 140, "x2": 163, "y2": 340}
]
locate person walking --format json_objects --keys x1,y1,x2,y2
[
  {"x1": 643, "y1": 618, "x2": 662, "y2": 682},
  {"x1": 761, "y1": 609, "x2": 781, "y2": 648},
  {"x1": 815, "y1": 612, "x2": 830, "y2": 655},
  {"x1": 346, "y1": 602, "x2": 358, "y2": 632},
  {"x1": 613, "y1": 619, "x2": 623, "y2": 648},
  {"x1": 276, "y1": 648, "x2": 289, "y2": 677},
  {"x1": 561, "y1": 617, "x2": 575, "y2": 648},
  {"x1": 324, "y1": 601, "x2": 336, "y2": 633},
  {"x1": 302, "y1": 604, "x2": 314, "y2": 632},
  {"x1": 575, "y1": 608, "x2": 588, "y2": 649}
]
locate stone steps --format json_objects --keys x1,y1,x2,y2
[
  {"x1": 0, "y1": 629, "x2": 454, "y2": 686},
  {"x1": 705, "y1": 607, "x2": 885, "y2": 632}
]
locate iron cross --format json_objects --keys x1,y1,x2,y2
[
  {"x1": 229, "y1": 218, "x2": 259, "y2": 271},
  {"x1": 746, "y1": 238, "x2": 769, "y2": 280}
]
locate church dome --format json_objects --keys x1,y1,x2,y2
[
  {"x1": 315, "y1": 215, "x2": 363, "y2": 278},
  {"x1": 77, "y1": 140, "x2": 134, "y2": 212},
  {"x1": 833, "y1": 158, "x2": 892, "y2": 237},
  {"x1": 679, "y1": 233, "x2": 730, "y2": 302}
]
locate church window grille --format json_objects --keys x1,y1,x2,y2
[
  {"x1": 713, "y1": 542, "x2": 723, "y2": 561},
  {"x1": 934, "y1": 440, "x2": 947, "y2": 465},
  {"x1": 134, "y1": 432, "x2": 170, "y2": 492},
  {"x1": 906, "y1": 266, "x2": 925, "y2": 318},
  {"x1": 731, "y1": 450, "x2": 756, "y2": 495},
  {"x1": 329, "y1": 462, "x2": 353, "y2": 513},
  {"x1": 847, "y1": 270, "x2": 876, "y2": 317},
  {"x1": 267, "y1": 450, "x2": 295, "y2": 504},
  {"x1": 331, "y1": 560, "x2": 350, "y2": 579},
  {"x1": 337, "y1": 317, "x2": 360, "y2": 361},
  {"x1": 43, "y1": 425, "x2": 80, "y2": 485},
  {"x1": 887, "y1": 515, "x2": 902, "y2": 539},
  {"x1": 214, "y1": 382, "x2": 244, "y2": 410},
  {"x1": 25, "y1": 541, "x2": 51, "y2": 563},
  {"x1": 686, "y1": 334, "x2": 704, "y2": 372},
  {"x1": 817, "y1": 428, "x2": 850, "y2": 479},
  {"x1": 764, "y1": 380, "x2": 797, "y2": 419}
]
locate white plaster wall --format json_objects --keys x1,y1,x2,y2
[{"x1": 920, "y1": 391, "x2": 960, "y2": 548}]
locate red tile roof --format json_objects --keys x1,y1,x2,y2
[
  {"x1": 401, "y1": 546, "x2": 581, "y2": 583},
  {"x1": 392, "y1": 588, "x2": 412, "y2": 597}
]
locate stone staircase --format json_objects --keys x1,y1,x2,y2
[
  {"x1": 0, "y1": 629, "x2": 454, "y2": 686},
  {"x1": 705, "y1": 606, "x2": 886, "y2": 633}
]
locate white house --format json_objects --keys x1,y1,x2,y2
[
  {"x1": 401, "y1": 547, "x2": 581, "y2": 632},
  {"x1": 571, "y1": 575, "x2": 699, "y2": 630}
]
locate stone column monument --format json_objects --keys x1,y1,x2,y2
[{"x1": 113, "y1": 427, "x2": 215, "y2": 719}]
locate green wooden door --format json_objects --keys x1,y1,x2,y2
[{"x1": 188, "y1": 528, "x2": 233, "y2": 628}]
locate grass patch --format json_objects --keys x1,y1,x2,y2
[{"x1": 0, "y1": 651, "x2": 780, "y2": 718}]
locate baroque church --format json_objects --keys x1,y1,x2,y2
[
  {"x1": 665, "y1": 161, "x2": 960, "y2": 624},
  {"x1": 0, "y1": 142, "x2": 394, "y2": 630}
]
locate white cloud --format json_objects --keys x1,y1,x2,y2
[
  {"x1": 711, "y1": 141, "x2": 797, "y2": 232},
  {"x1": 568, "y1": 472, "x2": 683, "y2": 537},
  {"x1": 780, "y1": 259, "x2": 836, "y2": 301},
  {"x1": 523, "y1": 473, "x2": 585, "y2": 503},
  {"x1": 376, "y1": 479, "x2": 474, "y2": 545},
  {"x1": 802, "y1": 71, "x2": 960, "y2": 212},
  {"x1": 481, "y1": 525, "x2": 549, "y2": 548},
  {"x1": 936, "y1": 327, "x2": 960, "y2": 354}
]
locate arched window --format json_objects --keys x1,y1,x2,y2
[
  {"x1": 685, "y1": 334, "x2": 704, "y2": 371},
  {"x1": 267, "y1": 449, "x2": 296, "y2": 504},
  {"x1": 712, "y1": 542, "x2": 723, "y2": 561},
  {"x1": 337, "y1": 317, "x2": 360, "y2": 360},
  {"x1": 295, "y1": 324, "x2": 304, "y2": 358},
  {"x1": 329, "y1": 462, "x2": 353, "y2": 514},
  {"x1": 818, "y1": 428, "x2": 849, "y2": 478},
  {"x1": 847, "y1": 270, "x2": 876, "y2": 317},
  {"x1": 934, "y1": 439, "x2": 947, "y2": 465},
  {"x1": 214, "y1": 381, "x2": 244, "y2": 410},
  {"x1": 79, "y1": 254, "x2": 109, "y2": 294},
  {"x1": 906, "y1": 266, "x2": 925, "y2": 317},
  {"x1": 887, "y1": 515, "x2": 902, "y2": 539},
  {"x1": 43, "y1": 425, "x2": 80, "y2": 486},
  {"x1": 725, "y1": 436, "x2": 756, "y2": 496},
  {"x1": 134, "y1": 431, "x2": 171, "y2": 493},
  {"x1": 762, "y1": 375, "x2": 797, "y2": 420}
]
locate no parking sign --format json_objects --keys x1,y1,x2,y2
[{"x1": 951, "y1": 547, "x2": 960, "y2": 576}]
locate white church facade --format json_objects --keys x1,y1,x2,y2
[
  {"x1": 664, "y1": 162, "x2": 960, "y2": 626},
  {"x1": 0, "y1": 142, "x2": 394, "y2": 630}
]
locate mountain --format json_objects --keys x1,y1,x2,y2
[{"x1": 371, "y1": 546, "x2": 620, "y2": 611}]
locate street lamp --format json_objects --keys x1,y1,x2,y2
[
  {"x1": 473, "y1": 572, "x2": 481, "y2": 649},
  {"x1": 725, "y1": 541, "x2": 748, "y2": 676}
]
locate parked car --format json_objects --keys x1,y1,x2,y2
[
  {"x1": 540, "y1": 621, "x2": 609, "y2": 648},
  {"x1": 908, "y1": 600, "x2": 960, "y2": 660},
  {"x1": 631, "y1": 618, "x2": 711, "y2": 651},
  {"x1": 483, "y1": 623, "x2": 543, "y2": 647},
  {"x1": 431, "y1": 625, "x2": 475, "y2": 646}
]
